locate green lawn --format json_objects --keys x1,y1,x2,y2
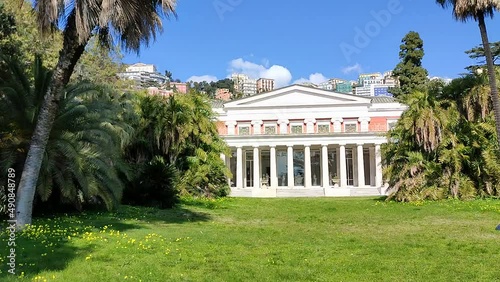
[{"x1": 1, "y1": 197, "x2": 500, "y2": 281}]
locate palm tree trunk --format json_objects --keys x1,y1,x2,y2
[
  {"x1": 15, "y1": 11, "x2": 86, "y2": 230},
  {"x1": 478, "y1": 12, "x2": 500, "y2": 147}
]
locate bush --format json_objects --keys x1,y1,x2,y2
[{"x1": 123, "y1": 156, "x2": 179, "y2": 209}]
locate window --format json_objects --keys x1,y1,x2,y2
[
  {"x1": 318, "y1": 124, "x2": 330, "y2": 133},
  {"x1": 344, "y1": 123, "x2": 357, "y2": 133},
  {"x1": 291, "y1": 125, "x2": 303, "y2": 134},
  {"x1": 239, "y1": 126, "x2": 250, "y2": 135},
  {"x1": 264, "y1": 125, "x2": 276, "y2": 135}
]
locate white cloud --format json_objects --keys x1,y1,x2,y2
[
  {"x1": 293, "y1": 73, "x2": 328, "y2": 85},
  {"x1": 228, "y1": 58, "x2": 293, "y2": 88},
  {"x1": 187, "y1": 75, "x2": 218, "y2": 83},
  {"x1": 342, "y1": 63, "x2": 363, "y2": 74}
]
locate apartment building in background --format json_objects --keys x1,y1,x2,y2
[
  {"x1": 256, "y1": 78, "x2": 275, "y2": 93},
  {"x1": 117, "y1": 63, "x2": 167, "y2": 85}
]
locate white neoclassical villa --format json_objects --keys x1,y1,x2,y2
[{"x1": 213, "y1": 85, "x2": 406, "y2": 197}]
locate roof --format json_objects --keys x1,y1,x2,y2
[
  {"x1": 211, "y1": 99, "x2": 225, "y2": 108},
  {"x1": 371, "y1": 96, "x2": 397, "y2": 103}
]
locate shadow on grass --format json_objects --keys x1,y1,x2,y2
[
  {"x1": 0, "y1": 204, "x2": 211, "y2": 279},
  {"x1": 372, "y1": 196, "x2": 388, "y2": 202}
]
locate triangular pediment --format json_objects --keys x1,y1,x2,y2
[{"x1": 224, "y1": 85, "x2": 371, "y2": 109}]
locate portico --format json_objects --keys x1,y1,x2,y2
[
  {"x1": 222, "y1": 137, "x2": 385, "y2": 196},
  {"x1": 213, "y1": 84, "x2": 406, "y2": 197}
]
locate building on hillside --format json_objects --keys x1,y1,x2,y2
[
  {"x1": 353, "y1": 72, "x2": 397, "y2": 97},
  {"x1": 232, "y1": 73, "x2": 257, "y2": 97},
  {"x1": 298, "y1": 82, "x2": 318, "y2": 88},
  {"x1": 216, "y1": 88, "x2": 232, "y2": 101},
  {"x1": 318, "y1": 81, "x2": 334, "y2": 91},
  {"x1": 170, "y1": 82, "x2": 188, "y2": 94},
  {"x1": 117, "y1": 63, "x2": 167, "y2": 85},
  {"x1": 256, "y1": 78, "x2": 275, "y2": 93},
  {"x1": 213, "y1": 84, "x2": 406, "y2": 197},
  {"x1": 335, "y1": 81, "x2": 353, "y2": 94},
  {"x1": 147, "y1": 87, "x2": 173, "y2": 97}
]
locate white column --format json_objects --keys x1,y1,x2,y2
[
  {"x1": 375, "y1": 144, "x2": 383, "y2": 187},
  {"x1": 227, "y1": 152, "x2": 232, "y2": 187},
  {"x1": 357, "y1": 144, "x2": 365, "y2": 187},
  {"x1": 304, "y1": 145, "x2": 311, "y2": 188},
  {"x1": 236, "y1": 147, "x2": 243, "y2": 188},
  {"x1": 369, "y1": 147, "x2": 375, "y2": 186},
  {"x1": 339, "y1": 143, "x2": 347, "y2": 187},
  {"x1": 270, "y1": 146, "x2": 277, "y2": 188},
  {"x1": 321, "y1": 144, "x2": 329, "y2": 188},
  {"x1": 287, "y1": 145, "x2": 294, "y2": 187},
  {"x1": 336, "y1": 147, "x2": 340, "y2": 180},
  {"x1": 253, "y1": 146, "x2": 260, "y2": 188}
]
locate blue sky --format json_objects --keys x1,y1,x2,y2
[{"x1": 123, "y1": 0, "x2": 500, "y2": 87}]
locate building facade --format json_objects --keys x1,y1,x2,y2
[
  {"x1": 353, "y1": 72, "x2": 396, "y2": 97},
  {"x1": 170, "y1": 82, "x2": 188, "y2": 93},
  {"x1": 216, "y1": 88, "x2": 232, "y2": 101},
  {"x1": 232, "y1": 73, "x2": 257, "y2": 97},
  {"x1": 256, "y1": 78, "x2": 275, "y2": 93},
  {"x1": 214, "y1": 85, "x2": 406, "y2": 197},
  {"x1": 118, "y1": 63, "x2": 167, "y2": 85}
]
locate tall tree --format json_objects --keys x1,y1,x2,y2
[
  {"x1": 72, "y1": 36, "x2": 125, "y2": 85},
  {"x1": 436, "y1": 0, "x2": 500, "y2": 147},
  {"x1": 390, "y1": 31, "x2": 429, "y2": 100},
  {"x1": 1, "y1": 56, "x2": 133, "y2": 214},
  {"x1": 15, "y1": 0, "x2": 177, "y2": 229},
  {"x1": 2, "y1": 1, "x2": 62, "y2": 69}
]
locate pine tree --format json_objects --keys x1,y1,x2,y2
[{"x1": 391, "y1": 31, "x2": 429, "y2": 100}]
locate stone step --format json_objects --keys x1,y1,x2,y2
[
  {"x1": 229, "y1": 189, "x2": 253, "y2": 197},
  {"x1": 276, "y1": 188, "x2": 325, "y2": 197},
  {"x1": 349, "y1": 188, "x2": 381, "y2": 196}
]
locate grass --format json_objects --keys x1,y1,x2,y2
[{"x1": 1, "y1": 197, "x2": 500, "y2": 281}]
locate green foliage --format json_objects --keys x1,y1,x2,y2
[
  {"x1": 384, "y1": 70, "x2": 500, "y2": 201},
  {"x1": 0, "y1": 55, "x2": 135, "y2": 214},
  {"x1": 187, "y1": 78, "x2": 236, "y2": 98},
  {"x1": 390, "y1": 31, "x2": 429, "y2": 99},
  {"x1": 123, "y1": 91, "x2": 230, "y2": 208},
  {"x1": 123, "y1": 156, "x2": 179, "y2": 209},
  {"x1": 1, "y1": 0, "x2": 62, "y2": 69},
  {"x1": 71, "y1": 37, "x2": 126, "y2": 86},
  {"x1": 465, "y1": 41, "x2": 500, "y2": 69}
]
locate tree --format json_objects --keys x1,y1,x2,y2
[
  {"x1": 72, "y1": 36, "x2": 125, "y2": 85},
  {"x1": 1, "y1": 56, "x2": 134, "y2": 214},
  {"x1": 465, "y1": 41, "x2": 500, "y2": 67},
  {"x1": 15, "y1": 0, "x2": 177, "y2": 229},
  {"x1": 164, "y1": 70, "x2": 172, "y2": 80},
  {"x1": 1, "y1": 1, "x2": 62, "y2": 69},
  {"x1": 384, "y1": 71, "x2": 500, "y2": 201},
  {"x1": 390, "y1": 31, "x2": 429, "y2": 100},
  {"x1": 436, "y1": 0, "x2": 500, "y2": 148},
  {"x1": 123, "y1": 90, "x2": 230, "y2": 207}
]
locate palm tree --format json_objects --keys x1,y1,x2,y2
[
  {"x1": 15, "y1": 0, "x2": 177, "y2": 228},
  {"x1": 398, "y1": 90, "x2": 453, "y2": 152},
  {"x1": 1, "y1": 56, "x2": 133, "y2": 213},
  {"x1": 436, "y1": 0, "x2": 500, "y2": 147}
]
